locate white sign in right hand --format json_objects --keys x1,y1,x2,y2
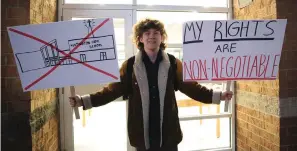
[{"x1": 182, "y1": 19, "x2": 287, "y2": 82}]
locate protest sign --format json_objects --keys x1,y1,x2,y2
[
  {"x1": 182, "y1": 19, "x2": 287, "y2": 82},
  {"x1": 7, "y1": 18, "x2": 120, "y2": 92},
  {"x1": 8, "y1": 18, "x2": 120, "y2": 119},
  {"x1": 182, "y1": 19, "x2": 287, "y2": 112}
]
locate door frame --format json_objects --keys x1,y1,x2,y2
[
  {"x1": 58, "y1": 1, "x2": 235, "y2": 151},
  {"x1": 59, "y1": 9, "x2": 134, "y2": 151}
]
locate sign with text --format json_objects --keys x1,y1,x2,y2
[
  {"x1": 7, "y1": 18, "x2": 120, "y2": 91},
  {"x1": 182, "y1": 19, "x2": 287, "y2": 81}
]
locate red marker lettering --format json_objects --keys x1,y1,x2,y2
[
  {"x1": 220, "y1": 57, "x2": 225, "y2": 78},
  {"x1": 234, "y1": 56, "x2": 242, "y2": 78},
  {"x1": 184, "y1": 61, "x2": 193, "y2": 80},
  {"x1": 199, "y1": 59, "x2": 208, "y2": 79},
  {"x1": 242, "y1": 55, "x2": 247, "y2": 77},
  {"x1": 226, "y1": 56, "x2": 233, "y2": 77},
  {"x1": 258, "y1": 54, "x2": 266, "y2": 77},
  {"x1": 249, "y1": 55, "x2": 258, "y2": 77},
  {"x1": 212, "y1": 58, "x2": 219, "y2": 78},
  {"x1": 271, "y1": 54, "x2": 280, "y2": 77}
]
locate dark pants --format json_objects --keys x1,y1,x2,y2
[{"x1": 136, "y1": 146, "x2": 178, "y2": 151}]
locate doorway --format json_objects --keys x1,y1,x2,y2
[{"x1": 60, "y1": 9, "x2": 134, "y2": 151}]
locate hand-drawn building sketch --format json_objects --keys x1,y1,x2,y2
[{"x1": 15, "y1": 19, "x2": 117, "y2": 73}]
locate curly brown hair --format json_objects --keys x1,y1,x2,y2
[{"x1": 132, "y1": 18, "x2": 168, "y2": 51}]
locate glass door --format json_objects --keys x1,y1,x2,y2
[{"x1": 60, "y1": 9, "x2": 134, "y2": 151}]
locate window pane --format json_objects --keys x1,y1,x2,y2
[
  {"x1": 137, "y1": 11, "x2": 227, "y2": 44},
  {"x1": 178, "y1": 118, "x2": 231, "y2": 151},
  {"x1": 137, "y1": 0, "x2": 227, "y2": 7},
  {"x1": 177, "y1": 82, "x2": 227, "y2": 116},
  {"x1": 65, "y1": 0, "x2": 132, "y2": 4},
  {"x1": 166, "y1": 48, "x2": 183, "y2": 60}
]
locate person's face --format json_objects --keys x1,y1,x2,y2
[{"x1": 140, "y1": 28, "x2": 164, "y2": 52}]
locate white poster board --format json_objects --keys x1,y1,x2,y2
[
  {"x1": 7, "y1": 18, "x2": 120, "y2": 91},
  {"x1": 182, "y1": 19, "x2": 287, "y2": 82}
]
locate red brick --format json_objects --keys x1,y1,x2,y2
[
  {"x1": 287, "y1": 145, "x2": 297, "y2": 151},
  {"x1": 1, "y1": 65, "x2": 19, "y2": 77},
  {"x1": 288, "y1": 127, "x2": 297, "y2": 137},
  {"x1": 279, "y1": 69, "x2": 288, "y2": 87},
  {"x1": 287, "y1": 70, "x2": 297, "y2": 89},
  {"x1": 281, "y1": 136, "x2": 297, "y2": 146},
  {"x1": 19, "y1": 0, "x2": 30, "y2": 8},
  {"x1": 281, "y1": 117, "x2": 297, "y2": 127},
  {"x1": 280, "y1": 89, "x2": 289, "y2": 98},
  {"x1": 2, "y1": 18, "x2": 29, "y2": 30},
  {"x1": 280, "y1": 146, "x2": 288, "y2": 151},
  {"x1": 2, "y1": 78, "x2": 30, "y2": 102},
  {"x1": 281, "y1": 51, "x2": 297, "y2": 69},
  {"x1": 9, "y1": 100, "x2": 31, "y2": 112},
  {"x1": 1, "y1": 31, "x2": 13, "y2": 53},
  {"x1": 2, "y1": 0, "x2": 19, "y2": 7},
  {"x1": 287, "y1": 88, "x2": 297, "y2": 98},
  {"x1": 6, "y1": 7, "x2": 27, "y2": 19},
  {"x1": 281, "y1": 127, "x2": 288, "y2": 137},
  {"x1": 2, "y1": 53, "x2": 16, "y2": 65}
]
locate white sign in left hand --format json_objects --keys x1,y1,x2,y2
[{"x1": 7, "y1": 18, "x2": 120, "y2": 91}]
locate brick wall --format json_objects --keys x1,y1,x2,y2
[
  {"x1": 233, "y1": 0, "x2": 297, "y2": 151},
  {"x1": 1, "y1": 0, "x2": 59, "y2": 151},
  {"x1": 30, "y1": 0, "x2": 59, "y2": 151},
  {"x1": 2, "y1": 1, "x2": 31, "y2": 150},
  {"x1": 276, "y1": 0, "x2": 297, "y2": 150}
]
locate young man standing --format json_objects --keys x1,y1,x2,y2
[{"x1": 69, "y1": 18, "x2": 233, "y2": 151}]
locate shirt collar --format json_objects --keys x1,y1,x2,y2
[{"x1": 142, "y1": 49, "x2": 163, "y2": 64}]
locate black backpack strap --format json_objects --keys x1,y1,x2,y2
[
  {"x1": 123, "y1": 56, "x2": 135, "y2": 100},
  {"x1": 167, "y1": 53, "x2": 178, "y2": 91}
]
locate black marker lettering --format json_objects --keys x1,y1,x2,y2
[
  {"x1": 252, "y1": 20, "x2": 263, "y2": 36},
  {"x1": 228, "y1": 21, "x2": 240, "y2": 37},
  {"x1": 214, "y1": 21, "x2": 223, "y2": 39},
  {"x1": 184, "y1": 22, "x2": 196, "y2": 42},
  {"x1": 230, "y1": 43, "x2": 236, "y2": 53},
  {"x1": 240, "y1": 21, "x2": 250, "y2": 37},
  {"x1": 215, "y1": 45, "x2": 222, "y2": 53},
  {"x1": 195, "y1": 21, "x2": 203, "y2": 40},
  {"x1": 264, "y1": 20, "x2": 277, "y2": 36},
  {"x1": 223, "y1": 44, "x2": 229, "y2": 52}
]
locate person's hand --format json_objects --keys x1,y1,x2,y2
[
  {"x1": 69, "y1": 95, "x2": 83, "y2": 107},
  {"x1": 221, "y1": 91, "x2": 233, "y2": 101}
]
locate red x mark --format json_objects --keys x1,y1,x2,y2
[{"x1": 9, "y1": 18, "x2": 119, "y2": 90}]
